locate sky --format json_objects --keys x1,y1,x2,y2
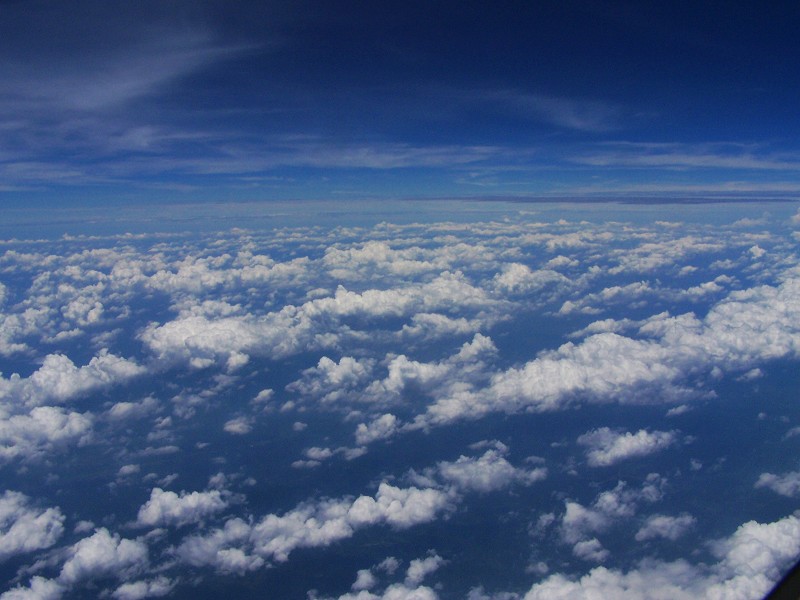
[
  {"x1": 3, "y1": 3, "x2": 800, "y2": 600},
  {"x1": 1, "y1": 200, "x2": 800, "y2": 600},
  {"x1": 2, "y1": 0, "x2": 800, "y2": 203}
]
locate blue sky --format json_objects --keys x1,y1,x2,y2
[{"x1": 2, "y1": 1, "x2": 800, "y2": 202}]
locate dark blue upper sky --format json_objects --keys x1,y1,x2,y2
[{"x1": 2, "y1": 0, "x2": 800, "y2": 203}]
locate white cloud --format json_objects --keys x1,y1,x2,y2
[
  {"x1": 559, "y1": 476, "x2": 666, "y2": 545},
  {"x1": 0, "y1": 350, "x2": 144, "y2": 408},
  {"x1": 405, "y1": 552, "x2": 445, "y2": 587},
  {"x1": 0, "y1": 491, "x2": 64, "y2": 562},
  {"x1": 316, "y1": 552, "x2": 446, "y2": 600},
  {"x1": 355, "y1": 414, "x2": 399, "y2": 446},
  {"x1": 112, "y1": 577, "x2": 175, "y2": 600},
  {"x1": 635, "y1": 514, "x2": 696, "y2": 541},
  {"x1": 140, "y1": 272, "x2": 503, "y2": 369},
  {"x1": 58, "y1": 528, "x2": 149, "y2": 585},
  {"x1": 346, "y1": 483, "x2": 452, "y2": 530},
  {"x1": 572, "y1": 538, "x2": 609, "y2": 563},
  {"x1": 0, "y1": 576, "x2": 64, "y2": 600},
  {"x1": 400, "y1": 313, "x2": 481, "y2": 339},
  {"x1": 177, "y1": 483, "x2": 451, "y2": 570},
  {"x1": 559, "y1": 281, "x2": 655, "y2": 315},
  {"x1": 287, "y1": 356, "x2": 375, "y2": 406},
  {"x1": 0, "y1": 406, "x2": 93, "y2": 463},
  {"x1": 3, "y1": 202, "x2": 800, "y2": 598},
  {"x1": 118, "y1": 464, "x2": 140, "y2": 477},
  {"x1": 755, "y1": 471, "x2": 800, "y2": 497},
  {"x1": 223, "y1": 417, "x2": 253, "y2": 435},
  {"x1": 416, "y1": 269, "x2": 800, "y2": 429},
  {"x1": 106, "y1": 397, "x2": 158, "y2": 421},
  {"x1": 525, "y1": 513, "x2": 800, "y2": 600},
  {"x1": 175, "y1": 518, "x2": 263, "y2": 575},
  {"x1": 329, "y1": 583, "x2": 440, "y2": 600},
  {"x1": 352, "y1": 569, "x2": 378, "y2": 592},
  {"x1": 135, "y1": 488, "x2": 228, "y2": 528},
  {"x1": 433, "y1": 448, "x2": 546, "y2": 493},
  {"x1": 560, "y1": 502, "x2": 610, "y2": 545},
  {"x1": 492, "y1": 263, "x2": 570, "y2": 295},
  {"x1": 577, "y1": 428, "x2": 678, "y2": 467}
]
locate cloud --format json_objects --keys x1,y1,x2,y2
[
  {"x1": 405, "y1": 552, "x2": 445, "y2": 587},
  {"x1": 174, "y1": 518, "x2": 263, "y2": 575},
  {"x1": 431, "y1": 447, "x2": 547, "y2": 493},
  {"x1": 0, "y1": 576, "x2": 64, "y2": 600},
  {"x1": 315, "y1": 552, "x2": 445, "y2": 600},
  {"x1": 140, "y1": 273, "x2": 501, "y2": 369},
  {"x1": 577, "y1": 428, "x2": 678, "y2": 467},
  {"x1": 525, "y1": 513, "x2": 800, "y2": 600},
  {"x1": 2, "y1": 202, "x2": 800, "y2": 598},
  {"x1": 327, "y1": 583, "x2": 440, "y2": 600},
  {"x1": 112, "y1": 577, "x2": 175, "y2": 600},
  {"x1": 352, "y1": 569, "x2": 377, "y2": 592},
  {"x1": 492, "y1": 263, "x2": 571, "y2": 296},
  {"x1": 755, "y1": 471, "x2": 800, "y2": 497},
  {"x1": 572, "y1": 538, "x2": 609, "y2": 563},
  {"x1": 415, "y1": 267, "x2": 800, "y2": 429},
  {"x1": 480, "y1": 90, "x2": 625, "y2": 132},
  {"x1": 355, "y1": 414, "x2": 399, "y2": 446},
  {"x1": 0, "y1": 350, "x2": 145, "y2": 408},
  {"x1": 574, "y1": 142, "x2": 800, "y2": 171},
  {"x1": 58, "y1": 528, "x2": 149, "y2": 586},
  {"x1": 0, "y1": 491, "x2": 64, "y2": 562},
  {"x1": 135, "y1": 488, "x2": 228, "y2": 528},
  {"x1": 287, "y1": 356, "x2": 375, "y2": 406},
  {"x1": 0, "y1": 407, "x2": 93, "y2": 464},
  {"x1": 345, "y1": 483, "x2": 452, "y2": 530},
  {"x1": 175, "y1": 482, "x2": 451, "y2": 571},
  {"x1": 559, "y1": 476, "x2": 666, "y2": 545},
  {"x1": 635, "y1": 514, "x2": 696, "y2": 541},
  {"x1": 223, "y1": 417, "x2": 253, "y2": 435},
  {"x1": 106, "y1": 397, "x2": 159, "y2": 421}
]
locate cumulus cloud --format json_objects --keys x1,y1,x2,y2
[
  {"x1": 559, "y1": 476, "x2": 666, "y2": 546},
  {"x1": 572, "y1": 538, "x2": 609, "y2": 563},
  {"x1": 577, "y1": 428, "x2": 678, "y2": 467},
  {"x1": 400, "y1": 313, "x2": 482, "y2": 339},
  {"x1": 405, "y1": 552, "x2": 445, "y2": 587},
  {"x1": 0, "y1": 576, "x2": 64, "y2": 600},
  {"x1": 525, "y1": 514, "x2": 800, "y2": 600},
  {"x1": 176, "y1": 483, "x2": 452, "y2": 569},
  {"x1": 58, "y1": 528, "x2": 149, "y2": 585},
  {"x1": 223, "y1": 416, "x2": 253, "y2": 435},
  {"x1": 0, "y1": 350, "x2": 144, "y2": 408},
  {"x1": 415, "y1": 269, "x2": 800, "y2": 429},
  {"x1": 355, "y1": 414, "x2": 399, "y2": 446},
  {"x1": 425, "y1": 446, "x2": 546, "y2": 493},
  {"x1": 326, "y1": 583, "x2": 439, "y2": 600},
  {"x1": 315, "y1": 552, "x2": 445, "y2": 600},
  {"x1": 351, "y1": 569, "x2": 378, "y2": 592},
  {"x1": 135, "y1": 488, "x2": 228, "y2": 528},
  {"x1": 140, "y1": 273, "x2": 502, "y2": 369},
  {"x1": 635, "y1": 514, "x2": 696, "y2": 541},
  {"x1": 755, "y1": 470, "x2": 800, "y2": 497},
  {"x1": 492, "y1": 263, "x2": 570, "y2": 295},
  {"x1": 112, "y1": 577, "x2": 175, "y2": 600},
  {"x1": 0, "y1": 406, "x2": 93, "y2": 463},
  {"x1": 287, "y1": 356, "x2": 375, "y2": 406},
  {"x1": 0, "y1": 491, "x2": 64, "y2": 562},
  {"x1": 2, "y1": 203, "x2": 800, "y2": 598},
  {"x1": 106, "y1": 397, "x2": 159, "y2": 421}
]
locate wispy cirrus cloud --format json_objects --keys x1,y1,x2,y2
[
  {"x1": 479, "y1": 89, "x2": 626, "y2": 133},
  {"x1": 572, "y1": 141, "x2": 800, "y2": 171}
]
